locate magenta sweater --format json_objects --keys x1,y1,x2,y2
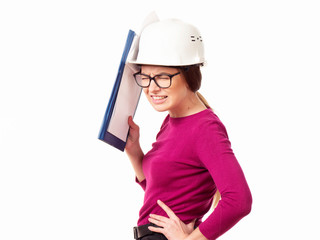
[{"x1": 136, "y1": 109, "x2": 252, "y2": 239}]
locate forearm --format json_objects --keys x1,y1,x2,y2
[
  {"x1": 125, "y1": 144, "x2": 145, "y2": 182},
  {"x1": 185, "y1": 227, "x2": 208, "y2": 240}
]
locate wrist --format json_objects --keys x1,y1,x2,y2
[
  {"x1": 183, "y1": 227, "x2": 208, "y2": 240},
  {"x1": 126, "y1": 143, "x2": 143, "y2": 158}
]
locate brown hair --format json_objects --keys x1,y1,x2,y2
[{"x1": 178, "y1": 65, "x2": 211, "y2": 109}]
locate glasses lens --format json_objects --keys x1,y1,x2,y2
[
  {"x1": 135, "y1": 74, "x2": 150, "y2": 87},
  {"x1": 155, "y1": 75, "x2": 171, "y2": 88}
]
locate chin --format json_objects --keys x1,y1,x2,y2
[
  {"x1": 151, "y1": 104, "x2": 168, "y2": 112},
  {"x1": 148, "y1": 101, "x2": 168, "y2": 112}
]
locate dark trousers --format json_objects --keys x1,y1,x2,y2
[
  {"x1": 133, "y1": 223, "x2": 168, "y2": 240},
  {"x1": 138, "y1": 232, "x2": 168, "y2": 240}
]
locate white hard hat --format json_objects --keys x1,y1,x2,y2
[{"x1": 129, "y1": 18, "x2": 205, "y2": 66}]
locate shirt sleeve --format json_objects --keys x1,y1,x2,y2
[
  {"x1": 135, "y1": 177, "x2": 146, "y2": 191},
  {"x1": 196, "y1": 118, "x2": 252, "y2": 240}
]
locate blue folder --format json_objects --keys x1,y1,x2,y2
[{"x1": 98, "y1": 30, "x2": 141, "y2": 151}]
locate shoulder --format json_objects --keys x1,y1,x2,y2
[
  {"x1": 197, "y1": 109, "x2": 227, "y2": 132},
  {"x1": 193, "y1": 109, "x2": 230, "y2": 144},
  {"x1": 194, "y1": 110, "x2": 235, "y2": 164}
]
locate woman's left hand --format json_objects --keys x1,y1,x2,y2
[{"x1": 148, "y1": 200, "x2": 196, "y2": 240}]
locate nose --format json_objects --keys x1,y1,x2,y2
[{"x1": 148, "y1": 79, "x2": 161, "y2": 92}]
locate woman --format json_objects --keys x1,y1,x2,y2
[{"x1": 125, "y1": 18, "x2": 252, "y2": 240}]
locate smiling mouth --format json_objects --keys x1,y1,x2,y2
[
  {"x1": 150, "y1": 95, "x2": 168, "y2": 105},
  {"x1": 151, "y1": 95, "x2": 168, "y2": 100}
]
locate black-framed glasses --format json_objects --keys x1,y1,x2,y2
[{"x1": 133, "y1": 72, "x2": 181, "y2": 89}]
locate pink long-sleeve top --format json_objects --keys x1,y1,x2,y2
[{"x1": 136, "y1": 109, "x2": 252, "y2": 239}]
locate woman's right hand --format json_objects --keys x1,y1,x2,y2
[
  {"x1": 125, "y1": 116, "x2": 141, "y2": 153},
  {"x1": 125, "y1": 116, "x2": 145, "y2": 182}
]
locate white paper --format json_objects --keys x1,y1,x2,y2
[{"x1": 107, "y1": 63, "x2": 141, "y2": 141}]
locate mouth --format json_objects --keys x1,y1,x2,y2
[{"x1": 150, "y1": 95, "x2": 168, "y2": 104}]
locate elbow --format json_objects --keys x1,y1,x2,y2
[
  {"x1": 220, "y1": 189, "x2": 253, "y2": 220},
  {"x1": 243, "y1": 193, "x2": 252, "y2": 217},
  {"x1": 226, "y1": 188, "x2": 252, "y2": 219},
  {"x1": 239, "y1": 189, "x2": 253, "y2": 218}
]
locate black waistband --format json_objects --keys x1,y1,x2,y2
[{"x1": 133, "y1": 223, "x2": 163, "y2": 239}]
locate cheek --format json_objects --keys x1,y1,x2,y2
[
  {"x1": 170, "y1": 77, "x2": 189, "y2": 95},
  {"x1": 143, "y1": 88, "x2": 149, "y2": 96},
  {"x1": 169, "y1": 84, "x2": 189, "y2": 100}
]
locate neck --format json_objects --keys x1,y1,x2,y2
[{"x1": 169, "y1": 92, "x2": 207, "y2": 118}]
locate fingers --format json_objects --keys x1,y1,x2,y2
[
  {"x1": 126, "y1": 116, "x2": 141, "y2": 151},
  {"x1": 157, "y1": 200, "x2": 177, "y2": 219},
  {"x1": 149, "y1": 214, "x2": 169, "y2": 227},
  {"x1": 128, "y1": 116, "x2": 139, "y2": 130},
  {"x1": 148, "y1": 225, "x2": 164, "y2": 234},
  {"x1": 149, "y1": 201, "x2": 193, "y2": 239},
  {"x1": 148, "y1": 214, "x2": 167, "y2": 234},
  {"x1": 148, "y1": 200, "x2": 176, "y2": 228}
]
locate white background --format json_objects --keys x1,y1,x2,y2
[{"x1": 1, "y1": 0, "x2": 319, "y2": 239}]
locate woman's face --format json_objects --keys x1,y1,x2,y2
[{"x1": 140, "y1": 65, "x2": 192, "y2": 116}]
